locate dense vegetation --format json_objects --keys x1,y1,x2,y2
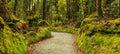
[
  {"x1": 0, "y1": 0, "x2": 120, "y2": 54},
  {"x1": 77, "y1": 18, "x2": 120, "y2": 54}
]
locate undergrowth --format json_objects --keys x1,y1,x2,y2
[
  {"x1": 77, "y1": 18, "x2": 120, "y2": 54},
  {"x1": 0, "y1": 17, "x2": 27, "y2": 54},
  {"x1": 50, "y1": 26, "x2": 78, "y2": 34},
  {"x1": 26, "y1": 18, "x2": 52, "y2": 44},
  {"x1": 25, "y1": 27, "x2": 51, "y2": 44},
  {"x1": 0, "y1": 17, "x2": 52, "y2": 54},
  {"x1": 77, "y1": 33, "x2": 120, "y2": 54}
]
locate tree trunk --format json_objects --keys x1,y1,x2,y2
[
  {"x1": 13, "y1": 0, "x2": 17, "y2": 15},
  {"x1": 43, "y1": 0, "x2": 46, "y2": 20},
  {"x1": 96, "y1": 0, "x2": 103, "y2": 18},
  {"x1": 66, "y1": 0, "x2": 71, "y2": 19},
  {"x1": 0, "y1": 0, "x2": 12, "y2": 21}
]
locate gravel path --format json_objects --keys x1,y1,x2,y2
[{"x1": 29, "y1": 32, "x2": 77, "y2": 54}]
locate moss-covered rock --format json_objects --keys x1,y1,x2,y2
[{"x1": 81, "y1": 18, "x2": 120, "y2": 35}]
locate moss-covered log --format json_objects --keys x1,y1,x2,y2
[
  {"x1": 77, "y1": 18, "x2": 120, "y2": 54},
  {"x1": 81, "y1": 18, "x2": 120, "y2": 36}
]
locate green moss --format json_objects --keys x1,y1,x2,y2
[
  {"x1": 41, "y1": 28, "x2": 51, "y2": 38},
  {"x1": 83, "y1": 18, "x2": 98, "y2": 23},
  {"x1": 77, "y1": 32, "x2": 120, "y2": 54},
  {"x1": 77, "y1": 18, "x2": 120, "y2": 54},
  {"x1": 26, "y1": 31, "x2": 42, "y2": 44},
  {"x1": 26, "y1": 27, "x2": 51, "y2": 44},
  {"x1": 0, "y1": 17, "x2": 27, "y2": 54},
  {"x1": 50, "y1": 27, "x2": 78, "y2": 34}
]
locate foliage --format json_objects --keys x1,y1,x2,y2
[
  {"x1": 41, "y1": 28, "x2": 51, "y2": 38},
  {"x1": 38, "y1": 20, "x2": 50, "y2": 26},
  {"x1": 25, "y1": 27, "x2": 51, "y2": 44},
  {"x1": 0, "y1": 0, "x2": 120, "y2": 53},
  {"x1": 103, "y1": 0, "x2": 120, "y2": 18},
  {"x1": 50, "y1": 27, "x2": 78, "y2": 34},
  {"x1": 0, "y1": 17, "x2": 27, "y2": 54},
  {"x1": 77, "y1": 18, "x2": 120, "y2": 54},
  {"x1": 77, "y1": 33, "x2": 120, "y2": 54}
]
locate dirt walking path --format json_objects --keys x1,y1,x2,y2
[{"x1": 28, "y1": 32, "x2": 81, "y2": 54}]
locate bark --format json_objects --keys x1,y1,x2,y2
[
  {"x1": 14, "y1": 0, "x2": 17, "y2": 15},
  {"x1": 0, "y1": 0, "x2": 12, "y2": 21},
  {"x1": 43, "y1": 0, "x2": 46, "y2": 20},
  {"x1": 96, "y1": 0, "x2": 103, "y2": 18},
  {"x1": 66, "y1": 0, "x2": 71, "y2": 19}
]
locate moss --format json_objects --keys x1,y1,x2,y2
[
  {"x1": 83, "y1": 18, "x2": 98, "y2": 23},
  {"x1": 77, "y1": 32, "x2": 120, "y2": 54},
  {"x1": 88, "y1": 12, "x2": 98, "y2": 18},
  {"x1": 50, "y1": 27, "x2": 78, "y2": 34},
  {"x1": 25, "y1": 31, "x2": 42, "y2": 44},
  {"x1": 41, "y1": 28, "x2": 51, "y2": 38},
  {"x1": 0, "y1": 17, "x2": 27, "y2": 54},
  {"x1": 81, "y1": 18, "x2": 120, "y2": 35},
  {"x1": 26, "y1": 27, "x2": 51, "y2": 44},
  {"x1": 77, "y1": 18, "x2": 120, "y2": 54}
]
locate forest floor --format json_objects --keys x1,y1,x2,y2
[{"x1": 27, "y1": 32, "x2": 82, "y2": 54}]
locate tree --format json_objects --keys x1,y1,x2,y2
[
  {"x1": 66, "y1": 0, "x2": 71, "y2": 19},
  {"x1": 96, "y1": 0, "x2": 103, "y2": 18},
  {"x1": 43, "y1": 0, "x2": 46, "y2": 20},
  {"x1": 0, "y1": 0, "x2": 14, "y2": 21},
  {"x1": 13, "y1": 0, "x2": 17, "y2": 15}
]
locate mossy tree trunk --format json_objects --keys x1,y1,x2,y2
[{"x1": 0, "y1": 0, "x2": 13, "y2": 21}]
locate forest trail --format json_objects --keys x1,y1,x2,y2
[{"x1": 28, "y1": 32, "x2": 79, "y2": 54}]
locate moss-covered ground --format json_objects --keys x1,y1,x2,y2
[{"x1": 77, "y1": 18, "x2": 120, "y2": 54}]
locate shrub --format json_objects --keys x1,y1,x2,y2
[{"x1": 25, "y1": 27, "x2": 51, "y2": 44}]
